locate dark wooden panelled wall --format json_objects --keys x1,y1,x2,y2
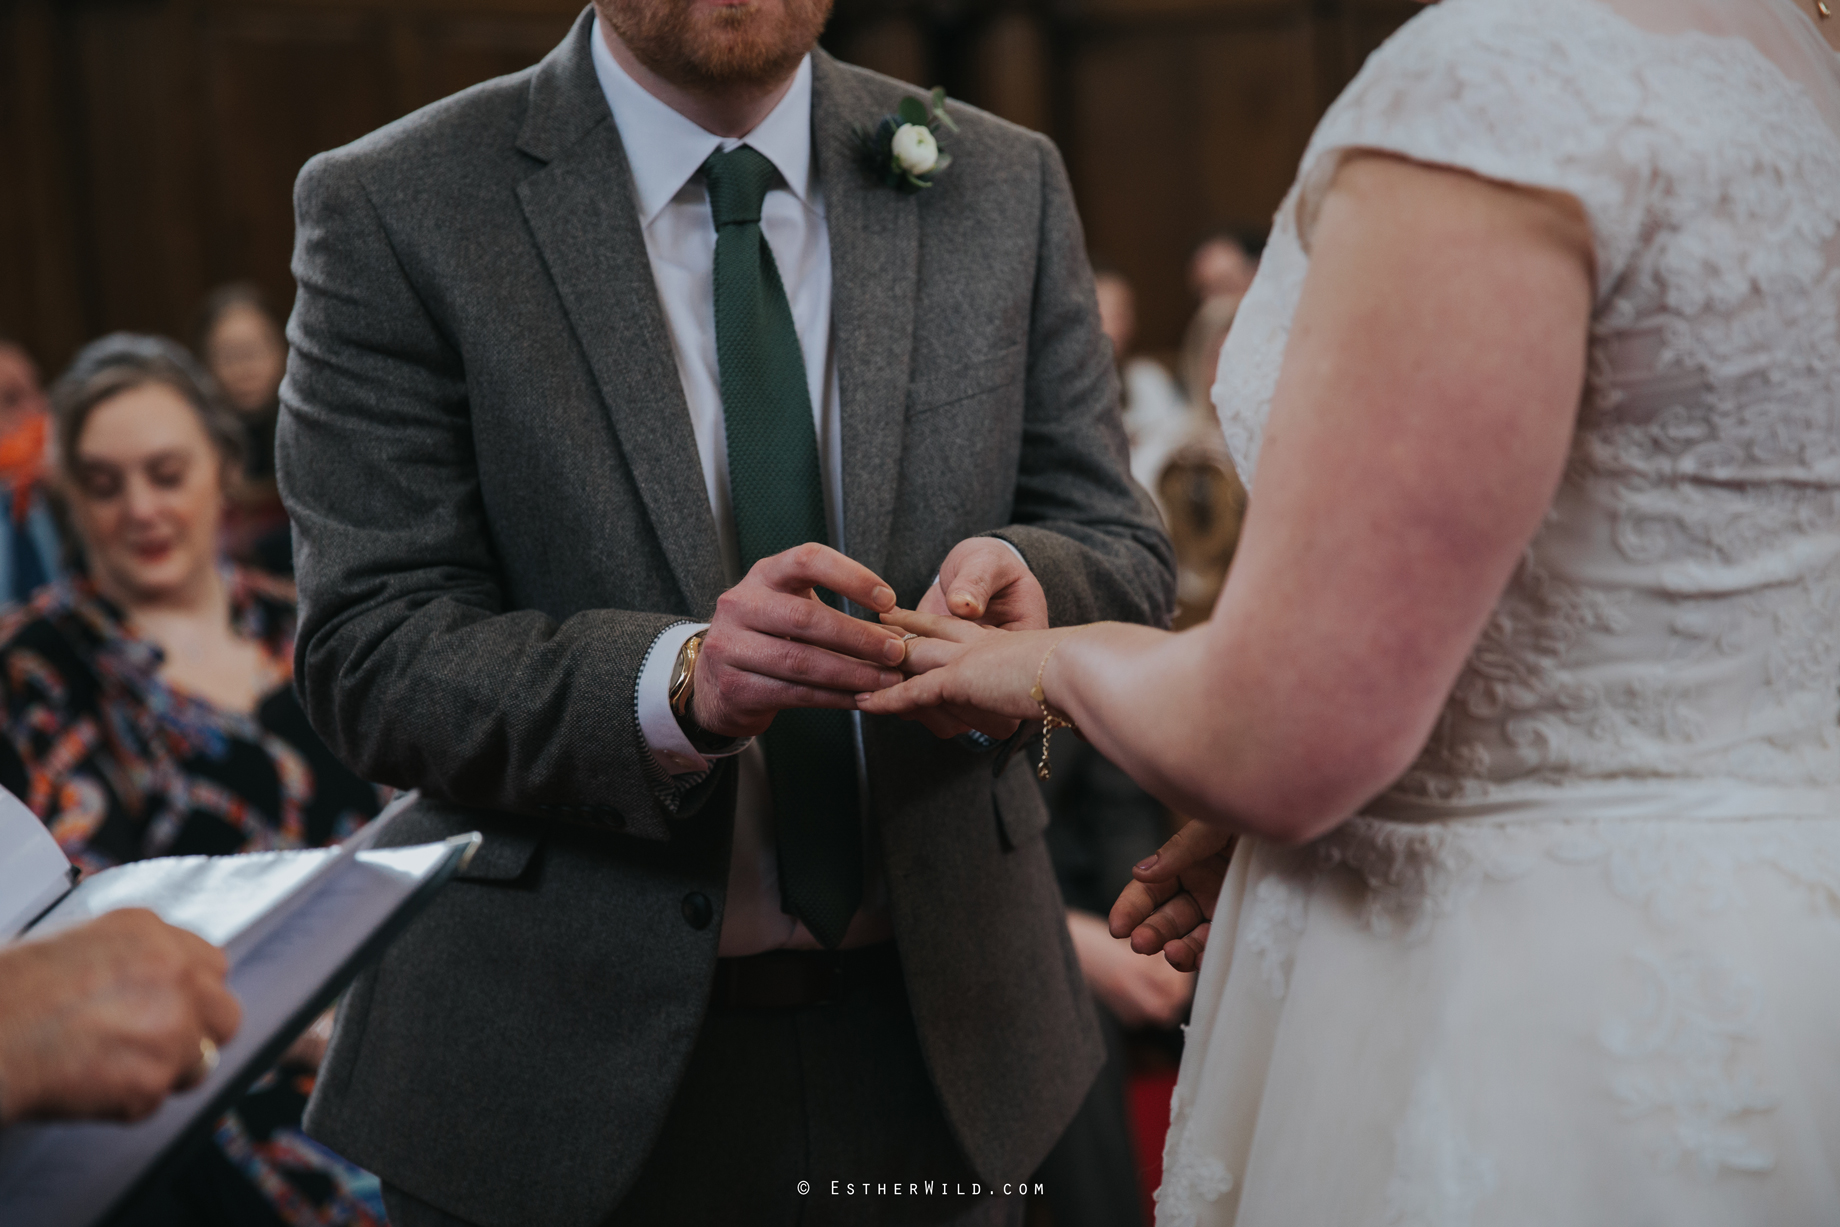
[{"x1": 2, "y1": 0, "x2": 1416, "y2": 374}]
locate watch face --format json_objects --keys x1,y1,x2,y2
[{"x1": 671, "y1": 637, "x2": 699, "y2": 714}]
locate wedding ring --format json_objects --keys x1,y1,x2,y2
[
  {"x1": 196, "y1": 1036, "x2": 220, "y2": 1078},
  {"x1": 900, "y1": 632, "x2": 920, "y2": 663}
]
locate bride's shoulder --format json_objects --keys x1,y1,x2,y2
[
  {"x1": 1294, "y1": 0, "x2": 1662, "y2": 289},
  {"x1": 1361, "y1": 0, "x2": 1646, "y2": 65},
  {"x1": 1326, "y1": 0, "x2": 1652, "y2": 134}
]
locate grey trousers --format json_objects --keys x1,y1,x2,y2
[{"x1": 382, "y1": 957, "x2": 1023, "y2": 1227}]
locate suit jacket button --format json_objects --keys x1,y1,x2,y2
[{"x1": 681, "y1": 892, "x2": 713, "y2": 930}]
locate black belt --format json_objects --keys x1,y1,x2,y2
[{"x1": 708, "y1": 941, "x2": 903, "y2": 1011}]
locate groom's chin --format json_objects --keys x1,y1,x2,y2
[{"x1": 599, "y1": 0, "x2": 835, "y2": 93}]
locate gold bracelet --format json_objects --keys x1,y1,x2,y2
[{"x1": 1029, "y1": 634, "x2": 1080, "y2": 781}]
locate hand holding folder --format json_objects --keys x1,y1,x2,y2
[
  {"x1": 0, "y1": 909, "x2": 242, "y2": 1126},
  {"x1": 0, "y1": 787, "x2": 479, "y2": 1226}
]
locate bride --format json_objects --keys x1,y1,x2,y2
[{"x1": 860, "y1": 0, "x2": 1840, "y2": 1221}]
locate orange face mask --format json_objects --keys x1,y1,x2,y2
[{"x1": 0, "y1": 412, "x2": 48, "y2": 523}]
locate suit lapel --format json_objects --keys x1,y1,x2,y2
[
  {"x1": 515, "y1": 12, "x2": 725, "y2": 615},
  {"x1": 812, "y1": 53, "x2": 918, "y2": 587}
]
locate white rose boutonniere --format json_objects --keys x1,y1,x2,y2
[
  {"x1": 891, "y1": 124, "x2": 938, "y2": 176},
  {"x1": 854, "y1": 88, "x2": 959, "y2": 193}
]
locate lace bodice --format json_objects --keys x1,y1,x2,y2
[{"x1": 1215, "y1": 0, "x2": 1840, "y2": 802}]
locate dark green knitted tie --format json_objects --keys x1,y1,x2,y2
[{"x1": 705, "y1": 145, "x2": 861, "y2": 949}]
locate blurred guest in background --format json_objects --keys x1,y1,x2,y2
[
  {"x1": 1152, "y1": 294, "x2": 1249, "y2": 629},
  {"x1": 0, "y1": 334, "x2": 383, "y2": 1227},
  {"x1": 194, "y1": 284, "x2": 292, "y2": 576},
  {"x1": 0, "y1": 909, "x2": 241, "y2": 1127},
  {"x1": 1186, "y1": 228, "x2": 1262, "y2": 304},
  {"x1": 1034, "y1": 737, "x2": 1194, "y2": 1227},
  {"x1": 1178, "y1": 284, "x2": 1242, "y2": 409},
  {"x1": 1094, "y1": 265, "x2": 1188, "y2": 508},
  {"x1": 0, "y1": 339, "x2": 66, "y2": 607},
  {"x1": 1157, "y1": 438, "x2": 1246, "y2": 631}
]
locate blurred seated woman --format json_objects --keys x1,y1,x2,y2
[{"x1": 0, "y1": 334, "x2": 384, "y2": 1226}]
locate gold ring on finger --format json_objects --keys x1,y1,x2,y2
[{"x1": 196, "y1": 1036, "x2": 220, "y2": 1079}]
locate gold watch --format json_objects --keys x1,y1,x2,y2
[
  {"x1": 668, "y1": 631, "x2": 734, "y2": 754},
  {"x1": 668, "y1": 631, "x2": 705, "y2": 724}
]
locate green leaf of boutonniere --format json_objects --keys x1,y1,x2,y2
[
  {"x1": 896, "y1": 96, "x2": 930, "y2": 127},
  {"x1": 929, "y1": 86, "x2": 960, "y2": 133}
]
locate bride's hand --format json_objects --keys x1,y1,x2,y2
[
  {"x1": 856, "y1": 609, "x2": 1067, "y2": 727},
  {"x1": 1109, "y1": 819, "x2": 1236, "y2": 972},
  {"x1": 882, "y1": 609, "x2": 1020, "y2": 740}
]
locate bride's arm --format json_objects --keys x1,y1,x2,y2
[
  {"x1": 868, "y1": 153, "x2": 1593, "y2": 846},
  {"x1": 1054, "y1": 154, "x2": 1593, "y2": 843}
]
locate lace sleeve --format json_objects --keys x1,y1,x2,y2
[{"x1": 1294, "y1": 0, "x2": 1653, "y2": 300}]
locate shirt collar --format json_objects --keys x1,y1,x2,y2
[{"x1": 590, "y1": 15, "x2": 815, "y2": 228}]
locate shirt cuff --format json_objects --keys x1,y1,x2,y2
[
  {"x1": 992, "y1": 537, "x2": 1027, "y2": 567},
  {"x1": 636, "y1": 622, "x2": 751, "y2": 777}
]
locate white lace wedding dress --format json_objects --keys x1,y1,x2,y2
[{"x1": 1169, "y1": 0, "x2": 1840, "y2": 1222}]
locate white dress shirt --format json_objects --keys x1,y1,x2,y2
[{"x1": 593, "y1": 20, "x2": 890, "y2": 956}]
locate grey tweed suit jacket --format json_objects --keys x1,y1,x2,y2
[{"x1": 281, "y1": 11, "x2": 1174, "y2": 1226}]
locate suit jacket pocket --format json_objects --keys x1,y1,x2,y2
[
  {"x1": 369, "y1": 791, "x2": 544, "y2": 885},
  {"x1": 453, "y1": 830, "x2": 543, "y2": 884},
  {"x1": 992, "y1": 755, "x2": 1050, "y2": 851},
  {"x1": 907, "y1": 344, "x2": 1026, "y2": 417}
]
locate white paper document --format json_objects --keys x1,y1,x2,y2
[
  {"x1": 0, "y1": 788, "x2": 75, "y2": 938},
  {"x1": 0, "y1": 792, "x2": 478, "y2": 1226}
]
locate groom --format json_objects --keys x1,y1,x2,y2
[{"x1": 279, "y1": 0, "x2": 1172, "y2": 1223}]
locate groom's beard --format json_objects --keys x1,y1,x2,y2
[{"x1": 600, "y1": 0, "x2": 834, "y2": 93}]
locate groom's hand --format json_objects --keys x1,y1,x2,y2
[
  {"x1": 908, "y1": 538, "x2": 1045, "y2": 738},
  {"x1": 693, "y1": 543, "x2": 908, "y2": 740},
  {"x1": 1111, "y1": 819, "x2": 1236, "y2": 973},
  {"x1": 919, "y1": 538, "x2": 1049, "y2": 631}
]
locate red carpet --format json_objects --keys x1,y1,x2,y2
[{"x1": 1126, "y1": 1067, "x2": 1179, "y2": 1225}]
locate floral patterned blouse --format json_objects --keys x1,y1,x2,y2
[
  {"x1": 0, "y1": 570, "x2": 387, "y2": 1227},
  {"x1": 0, "y1": 570, "x2": 379, "y2": 872}
]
